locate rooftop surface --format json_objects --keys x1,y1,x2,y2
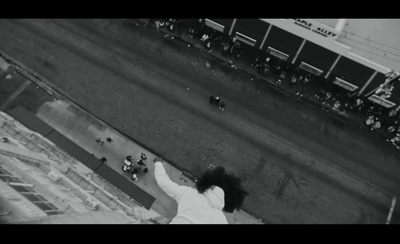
[{"x1": 336, "y1": 19, "x2": 400, "y2": 72}]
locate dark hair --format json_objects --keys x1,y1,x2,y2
[{"x1": 196, "y1": 166, "x2": 248, "y2": 213}]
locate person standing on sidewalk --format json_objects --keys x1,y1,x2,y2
[
  {"x1": 153, "y1": 157, "x2": 248, "y2": 224},
  {"x1": 289, "y1": 75, "x2": 297, "y2": 88}
]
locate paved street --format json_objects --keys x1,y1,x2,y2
[{"x1": 1, "y1": 19, "x2": 399, "y2": 223}]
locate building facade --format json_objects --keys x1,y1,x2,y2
[
  {"x1": 0, "y1": 111, "x2": 165, "y2": 224},
  {"x1": 202, "y1": 18, "x2": 400, "y2": 110}
]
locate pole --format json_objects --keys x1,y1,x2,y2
[
  {"x1": 358, "y1": 71, "x2": 377, "y2": 96},
  {"x1": 260, "y1": 24, "x2": 272, "y2": 50},
  {"x1": 291, "y1": 39, "x2": 306, "y2": 64},
  {"x1": 229, "y1": 19, "x2": 237, "y2": 36}
]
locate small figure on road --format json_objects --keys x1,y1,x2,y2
[
  {"x1": 209, "y1": 95, "x2": 215, "y2": 104},
  {"x1": 106, "y1": 137, "x2": 113, "y2": 143},
  {"x1": 219, "y1": 102, "x2": 225, "y2": 111},
  {"x1": 100, "y1": 157, "x2": 107, "y2": 163},
  {"x1": 2, "y1": 137, "x2": 9, "y2": 143},
  {"x1": 214, "y1": 96, "x2": 220, "y2": 106},
  {"x1": 140, "y1": 153, "x2": 147, "y2": 161}
]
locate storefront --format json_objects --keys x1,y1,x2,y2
[
  {"x1": 297, "y1": 41, "x2": 339, "y2": 73},
  {"x1": 332, "y1": 56, "x2": 376, "y2": 89},
  {"x1": 232, "y1": 19, "x2": 270, "y2": 49},
  {"x1": 262, "y1": 25, "x2": 304, "y2": 63}
]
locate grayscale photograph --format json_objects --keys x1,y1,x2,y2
[{"x1": 0, "y1": 18, "x2": 399, "y2": 224}]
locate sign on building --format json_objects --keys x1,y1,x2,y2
[
  {"x1": 204, "y1": 19, "x2": 225, "y2": 33},
  {"x1": 267, "y1": 46, "x2": 289, "y2": 61},
  {"x1": 287, "y1": 19, "x2": 340, "y2": 40},
  {"x1": 235, "y1": 32, "x2": 257, "y2": 47},
  {"x1": 333, "y1": 77, "x2": 359, "y2": 91},
  {"x1": 299, "y1": 61, "x2": 324, "y2": 76},
  {"x1": 368, "y1": 94, "x2": 396, "y2": 108}
]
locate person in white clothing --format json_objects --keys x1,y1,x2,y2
[{"x1": 153, "y1": 157, "x2": 248, "y2": 224}]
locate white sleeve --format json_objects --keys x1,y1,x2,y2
[{"x1": 154, "y1": 162, "x2": 190, "y2": 201}]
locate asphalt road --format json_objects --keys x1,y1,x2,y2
[{"x1": 1, "y1": 19, "x2": 399, "y2": 224}]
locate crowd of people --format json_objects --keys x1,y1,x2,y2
[
  {"x1": 148, "y1": 19, "x2": 400, "y2": 150},
  {"x1": 122, "y1": 153, "x2": 148, "y2": 181},
  {"x1": 209, "y1": 95, "x2": 225, "y2": 111}
]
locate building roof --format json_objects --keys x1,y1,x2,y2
[
  {"x1": 313, "y1": 19, "x2": 339, "y2": 29},
  {"x1": 335, "y1": 19, "x2": 400, "y2": 72}
]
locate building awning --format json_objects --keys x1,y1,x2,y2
[
  {"x1": 333, "y1": 77, "x2": 359, "y2": 91},
  {"x1": 299, "y1": 61, "x2": 323, "y2": 76},
  {"x1": 267, "y1": 46, "x2": 289, "y2": 61},
  {"x1": 235, "y1": 32, "x2": 257, "y2": 47},
  {"x1": 368, "y1": 94, "x2": 396, "y2": 108},
  {"x1": 205, "y1": 19, "x2": 225, "y2": 33}
]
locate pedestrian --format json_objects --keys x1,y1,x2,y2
[
  {"x1": 153, "y1": 157, "x2": 248, "y2": 224},
  {"x1": 205, "y1": 40, "x2": 212, "y2": 52},
  {"x1": 289, "y1": 75, "x2": 297, "y2": 88},
  {"x1": 124, "y1": 155, "x2": 133, "y2": 166},
  {"x1": 209, "y1": 95, "x2": 215, "y2": 104},
  {"x1": 365, "y1": 115, "x2": 375, "y2": 126},
  {"x1": 96, "y1": 138, "x2": 101, "y2": 144},
  {"x1": 188, "y1": 27, "x2": 194, "y2": 38},
  {"x1": 219, "y1": 102, "x2": 225, "y2": 111},
  {"x1": 131, "y1": 166, "x2": 141, "y2": 181},
  {"x1": 297, "y1": 73, "x2": 311, "y2": 96},
  {"x1": 137, "y1": 159, "x2": 146, "y2": 167},
  {"x1": 140, "y1": 153, "x2": 147, "y2": 161},
  {"x1": 200, "y1": 33, "x2": 208, "y2": 42},
  {"x1": 100, "y1": 157, "x2": 107, "y2": 163},
  {"x1": 2, "y1": 137, "x2": 9, "y2": 143},
  {"x1": 371, "y1": 120, "x2": 381, "y2": 131},
  {"x1": 106, "y1": 137, "x2": 113, "y2": 143},
  {"x1": 214, "y1": 96, "x2": 220, "y2": 106},
  {"x1": 304, "y1": 73, "x2": 311, "y2": 85},
  {"x1": 222, "y1": 42, "x2": 230, "y2": 56}
]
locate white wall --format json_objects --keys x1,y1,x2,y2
[{"x1": 260, "y1": 19, "x2": 391, "y2": 74}]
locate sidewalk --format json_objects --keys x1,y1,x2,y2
[
  {"x1": 35, "y1": 99, "x2": 263, "y2": 224},
  {"x1": 139, "y1": 19, "x2": 395, "y2": 143}
]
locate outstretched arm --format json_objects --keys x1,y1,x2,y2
[{"x1": 154, "y1": 161, "x2": 190, "y2": 201}]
